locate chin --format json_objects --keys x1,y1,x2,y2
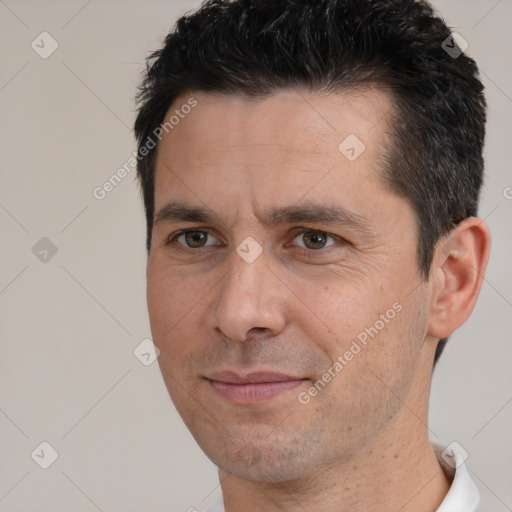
[
  {"x1": 218, "y1": 453, "x2": 313, "y2": 483},
  {"x1": 197, "y1": 428, "x2": 326, "y2": 483}
]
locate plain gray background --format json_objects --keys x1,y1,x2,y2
[{"x1": 0, "y1": 1, "x2": 510, "y2": 511}]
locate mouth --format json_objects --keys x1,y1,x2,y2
[{"x1": 205, "y1": 371, "x2": 309, "y2": 404}]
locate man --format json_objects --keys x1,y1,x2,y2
[{"x1": 134, "y1": 0, "x2": 491, "y2": 510}]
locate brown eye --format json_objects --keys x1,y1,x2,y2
[
  {"x1": 300, "y1": 230, "x2": 331, "y2": 249},
  {"x1": 184, "y1": 231, "x2": 208, "y2": 248},
  {"x1": 174, "y1": 230, "x2": 219, "y2": 248}
]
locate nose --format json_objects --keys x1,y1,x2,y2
[{"x1": 207, "y1": 248, "x2": 288, "y2": 342}]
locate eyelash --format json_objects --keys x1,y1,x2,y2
[{"x1": 165, "y1": 228, "x2": 345, "y2": 254}]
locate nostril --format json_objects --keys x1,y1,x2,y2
[{"x1": 243, "y1": 326, "x2": 270, "y2": 341}]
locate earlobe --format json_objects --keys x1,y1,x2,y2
[{"x1": 427, "y1": 217, "x2": 491, "y2": 339}]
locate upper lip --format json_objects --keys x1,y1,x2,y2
[{"x1": 207, "y1": 370, "x2": 306, "y2": 384}]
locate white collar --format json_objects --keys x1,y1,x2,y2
[
  {"x1": 433, "y1": 442, "x2": 480, "y2": 512},
  {"x1": 201, "y1": 443, "x2": 480, "y2": 512}
]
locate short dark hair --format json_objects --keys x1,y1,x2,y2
[{"x1": 134, "y1": 0, "x2": 487, "y2": 363}]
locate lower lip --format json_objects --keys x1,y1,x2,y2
[{"x1": 208, "y1": 379, "x2": 307, "y2": 403}]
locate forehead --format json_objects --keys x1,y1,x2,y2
[
  {"x1": 153, "y1": 88, "x2": 397, "y2": 222},
  {"x1": 158, "y1": 87, "x2": 393, "y2": 155}
]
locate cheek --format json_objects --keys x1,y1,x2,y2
[
  {"x1": 146, "y1": 258, "x2": 207, "y2": 359},
  {"x1": 148, "y1": 267, "x2": 210, "y2": 413},
  {"x1": 296, "y1": 280, "x2": 384, "y2": 355},
  {"x1": 301, "y1": 272, "x2": 423, "y2": 373}
]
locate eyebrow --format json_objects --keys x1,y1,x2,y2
[
  {"x1": 154, "y1": 201, "x2": 372, "y2": 233},
  {"x1": 154, "y1": 202, "x2": 213, "y2": 225}
]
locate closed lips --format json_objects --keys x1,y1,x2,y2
[{"x1": 206, "y1": 371, "x2": 307, "y2": 384}]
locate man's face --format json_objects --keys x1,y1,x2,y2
[{"x1": 147, "y1": 89, "x2": 434, "y2": 482}]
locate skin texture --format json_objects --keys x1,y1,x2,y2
[{"x1": 146, "y1": 89, "x2": 490, "y2": 511}]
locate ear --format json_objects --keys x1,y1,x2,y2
[{"x1": 427, "y1": 217, "x2": 491, "y2": 339}]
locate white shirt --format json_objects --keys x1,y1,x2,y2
[{"x1": 197, "y1": 443, "x2": 479, "y2": 512}]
